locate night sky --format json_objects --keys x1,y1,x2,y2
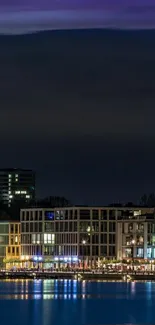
[
  {"x1": 0, "y1": 0, "x2": 155, "y2": 32},
  {"x1": 0, "y1": 3, "x2": 155, "y2": 205}
]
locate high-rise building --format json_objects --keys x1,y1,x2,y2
[{"x1": 0, "y1": 169, "x2": 35, "y2": 207}]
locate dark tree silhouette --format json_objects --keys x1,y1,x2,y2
[
  {"x1": 139, "y1": 193, "x2": 155, "y2": 207},
  {"x1": 31, "y1": 196, "x2": 71, "y2": 208}
]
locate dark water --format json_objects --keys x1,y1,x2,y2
[{"x1": 0, "y1": 280, "x2": 155, "y2": 325}]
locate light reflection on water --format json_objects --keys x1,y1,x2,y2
[
  {"x1": 0, "y1": 293, "x2": 139, "y2": 300},
  {"x1": 0, "y1": 280, "x2": 155, "y2": 325},
  {"x1": 0, "y1": 279, "x2": 155, "y2": 300}
]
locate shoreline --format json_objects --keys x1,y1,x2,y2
[{"x1": 1, "y1": 271, "x2": 155, "y2": 281}]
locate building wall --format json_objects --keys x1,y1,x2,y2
[
  {"x1": 20, "y1": 207, "x2": 155, "y2": 266},
  {"x1": 116, "y1": 214, "x2": 155, "y2": 260},
  {"x1": 0, "y1": 221, "x2": 21, "y2": 268},
  {"x1": 6, "y1": 222, "x2": 21, "y2": 261},
  {"x1": 20, "y1": 208, "x2": 116, "y2": 265},
  {"x1": 0, "y1": 223, "x2": 9, "y2": 266}
]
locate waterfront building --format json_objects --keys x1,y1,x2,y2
[
  {"x1": 0, "y1": 219, "x2": 20, "y2": 269},
  {"x1": 0, "y1": 168, "x2": 35, "y2": 207},
  {"x1": 20, "y1": 206, "x2": 155, "y2": 268},
  {"x1": 117, "y1": 211, "x2": 155, "y2": 260},
  {"x1": 5, "y1": 222, "x2": 21, "y2": 269}
]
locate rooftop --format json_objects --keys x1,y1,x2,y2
[
  {"x1": 21, "y1": 206, "x2": 155, "y2": 210},
  {"x1": 0, "y1": 168, "x2": 34, "y2": 172}
]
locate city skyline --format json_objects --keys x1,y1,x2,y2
[
  {"x1": 0, "y1": 2, "x2": 155, "y2": 324},
  {"x1": 1, "y1": 205, "x2": 155, "y2": 272}
]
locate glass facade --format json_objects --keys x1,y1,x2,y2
[
  {"x1": 0, "y1": 222, "x2": 20, "y2": 267},
  {"x1": 117, "y1": 210, "x2": 155, "y2": 260},
  {"x1": 20, "y1": 207, "x2": 117, "y2": 265},
  {"x1": 20, "y1": 207, "x2": 155, "y2": 266}
]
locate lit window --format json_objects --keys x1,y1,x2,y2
[
  {"x1": 15, "y1": 236, "x2": 18, "y2": 243},
  {"x1": 52, "y1": 234, "x2": 55, "y2": 244},
  {"x1": 32, "y1": 234, "x2": 36, "y2": 244},
  {"x1": 9, "y1": 195, "x2": 13, "y2": 198},
  {"x1": 48, "y1": 234, "x2": 51, "y2": 241},
  {"x1": 44, "y1": 233, "x2": 47, "y2": 244},
  {"x1": 21, "y1": 191, "x2": 27, "y2": 194},
  {"x1": 8, "y1": 174, "x2": 12, "y2": 178},
  {"x1": 44, "y1": 233, "x2": 53, "y2": 244},
  {"x1": 26, "y1": 195, "x2": 30, "y2": 199},
  {"x1": 134, "y1": 210, "x2": 141, "y2": 216},
  {"x1": 37, "y1": 234, "x2": 40, "y2": 244},
  {"x1": 15, "y1": 191, "x2": 20, "y2": 194},
  {"x1": 15, "y1": 174, "x2": 18, "y2": 178}
]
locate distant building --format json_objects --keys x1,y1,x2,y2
[
  {"x1": 20, "y1": 206, "x2": 155, "y2": 269},
  {"x1": 0, "y1": 169, "x2": 35, "y2": 207}
]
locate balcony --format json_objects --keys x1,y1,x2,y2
[
  {"x1": 125, "y1": 241, "x2": 134, "y2": 246},
  {"x1": 118, "y1": 216, "x2": 146, "y2": 221},
  {"x1": 125, "y1": 241, "x2": 144, "y2": 247},
  {"x1": 136, "y1": 228, "x2": 144, "y2": 233},
  {"x1": 123, "y1": 237, "x2": 144, "y2": 246},
  {"x1": 128, "y1": 228, "x2": 133, "y2": 233}
]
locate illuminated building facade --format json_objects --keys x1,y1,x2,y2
[
  {"x1": 5, "y1": 222, "x2": 21, "y2": 269},
  {"x1": 116, "y1": 211, "x2": 155, "y2": 260},
  {"x1": 20, "y1": 207, "x2": 155, "y2": 268},
  {"x1": 0, "y1": 168, "x2": 35, "y2": 207},
  {"x1": 0, "y1": 220, "x2": 20, "y2": 268},
  {"x1": 0, "y1": 222, "x2": 9, "y2": 266}
]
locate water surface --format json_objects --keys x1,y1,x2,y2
[{"x1": 0, "y1": 279, "x2": 154, "y2": 325}]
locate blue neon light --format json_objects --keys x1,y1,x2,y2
[
  {"x1": 54, "y1": 256, "x2": 78, "y2": 262},
  {"x1": 45, "y1": 211, "x2": 54, "y2": 220},
  {"x1": 33, "y1": 256, "x2": 42, "y2": 261}
]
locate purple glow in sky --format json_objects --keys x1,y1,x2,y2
[{"x1": 0, "y1": 0, "x2": 155, "y2": 34}]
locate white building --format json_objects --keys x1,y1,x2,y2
[
  {"x1": 117, "y1": 211, "x2": 155, "y2": 260},
  {"x1": 20, "y1": 206, "x2": 155, "y2": 268}
]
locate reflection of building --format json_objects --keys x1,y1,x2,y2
[
  {"x1": 117, "y1": 211, "x2": 155, "y2": 260},
  {"x1": 20, "y1": 206, "x2": 155, "y2": 268},
  {"x1": 0, "y1": 168, "x2": 35, "y2": 207},
  {"x1": 0, "y1": 220, "x2": 20, "y2": 268}
]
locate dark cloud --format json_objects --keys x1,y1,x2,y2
[
  {"x1": 0, "y1": 30, "x2": 155, "y2": 204},
  {"x1": 1, "y1": 1, "x2": 155, "y2": 33}
]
